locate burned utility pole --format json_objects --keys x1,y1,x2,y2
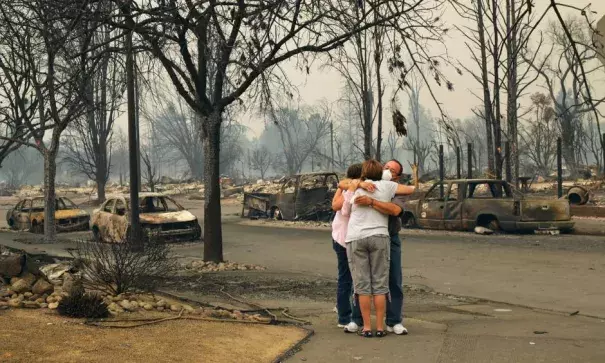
[
  {"x1": 467, "y1": 143, "x2": 473, "y2": 179},
  {"x1": 557, "y1": 137, "x2": 563, "y2": 198},
  {"x1": 505, "y1": 141, "x2": 511, "y2": 183},
  {"x1": 439, "y1": 144, "x2": 444, "y2": 198},
  {"x1": 124, "y1": 3, "x2": 141, "y2": 246},
  {"x1": 456, "y1": 146, "x2": 461, "y2": 179},
  {"x1": 330, "y1": 120, "x2": 335, "y2": 171}
]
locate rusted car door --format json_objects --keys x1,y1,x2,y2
[
  {"x1": 443, "y1": 182, "x2": 465, "y2": 230},
  {"x1": 10, "y1": 200, "x2": 31, "y2": 230},
  {"x1": 417, "y1": 183, "x2": 446, "y2": 229},
  {"x1": 275, "y1": 176, "x2": 298, "y2": 220},
  {"x1": 462, "y1": 182, "x2": 517, "y2": 230},
  {"x1": 294, "y1": 174, "x2": 337, "y2": 220}
]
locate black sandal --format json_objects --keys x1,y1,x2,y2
[
  {"x1": 375, "y1": 330, "x2": 387, "y2": 338},
  {"x1": 358, "y1": 330, "x2": 373, "y2": 338}
]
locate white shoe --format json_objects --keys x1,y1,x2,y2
[
  {"x1": 337, "y1": 324, "x2": 346, "y2": 328},
  {"x1": 343, "y1": 322, "x2": 359, "y2": 333},
  {"x1": 387, "y1": 324, "x2": 408, "y2": 335}
]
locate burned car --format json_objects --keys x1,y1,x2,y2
[
  {"x1": 241, "y1": 172, "x2": 339, "y2": 221},
  {"x1": 401, "y1": 179, "x2": 574, "y2": 233},
  {"x1": 6, "y1": 196, "x2": 90, "y2": 233},
  {"x1": 91, "y1": 193, "x2": 202, "y2": 242}
]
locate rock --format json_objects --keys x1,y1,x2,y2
[
  {"x1": 108, "y1": 302, "x2": 119, "y2": 311},
  {"x1": 23, "y1": 301, "x2": 40, "y2": 309},
  {"x1": 170, "y1": 304, "x2": 182, "y2": 312},
  {"x1": 474, "y1": 226, "x2": 494, "y2": 235},
  {"x1": 157, "y1": 306, "x2": 164, "y2": 312},
  {"x1": 120, "y1": 300, "x2": 137, "y2": 311},
  {"x1": 0, "y1": 255, "x2": 26, "y2": 278},
  {"x1": 35, "y1": 298, "x2": 45, "y2": 304},
  {"x1": 23, "y1": 292, "x2": 33, "y2": 298},
  {"x1": 183, "y1": 305, "x2": 194, "y2": 313},
  {"x1": 46, "y1": 296, "x2": 56, "y2": 304},
  {"x1": 8, "y1": 298, "x2": 22, "y2": 308},
  {"x1": 143, "y1": 304, "x2": 153, "y2": 311},
  {"x1": 32, "y1": 279, "x2": 54, "y2": 296},
  {"x1": 10, "y1": 272, "x2": 37, "y2": 287},
  {"x1": 156, "y1": 300, "x2": 166, "y2": 307},
  {"x1": 10, "y1": 279, "x2": 31, "y2": 294},
  {"x1": 40, "y1": 303, "x2": 48, "y2": 308},
  {"x1": 0, "y1": 301, "x2": 8, "y2": 308},
  {"x1": 48, "y1": 302, "x2": 59, "y2": 310}
]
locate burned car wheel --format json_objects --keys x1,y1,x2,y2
[
  {"x1": 271, "y1": 207, "x2": 283, "y2": 220},
  {"x1": 30, "y1": 220, "x2": 44, "y2": 234},
  {"x1": 401, "y1": 212, "x2": 417, "y2": 229},
  {"x1": 477, "y1": 215, "x2": 500, "y2": 231}
]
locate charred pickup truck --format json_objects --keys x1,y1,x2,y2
[
  {"x1": 241, "y1": 172, "x2": 339, "y2": 221},
  {"x1": 401, "y1": 179, "x2": 574, "y2": 233}
]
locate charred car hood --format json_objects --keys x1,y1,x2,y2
[
  {"x1": 55, "y1": 209, "x2": 89, "y2": 219},
  {"x1": 140, "y1": 211, "x2": 197, "y2": 224}
]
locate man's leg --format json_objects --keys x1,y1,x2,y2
[
  {"x1": 333, "y1": 240, "x2": 352, "y2": 325},
  {"x1": 386, "y1": 234, "x2": 404, "y2": 327}
]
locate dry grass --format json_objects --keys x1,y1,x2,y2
[{"x1": 0, "y1": 309, "x2": 307, "y2": 363}]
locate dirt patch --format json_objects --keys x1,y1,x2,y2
[{"x1": 0, "y1": 309, "x2": 307, "y2": 362}]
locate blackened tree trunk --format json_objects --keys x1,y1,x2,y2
[
  {"x1": 43, "y1": 149, "x2": 57, "y2": 243},
  {"x1": 96, "y1": 158, "x2": 107, "y2": 203},
  {"x1": 202, "y1": 113, "x2": 223, "y2": 262},
  {"x1": 477, "y1": 0, "x2": 495, "y2": 176}
]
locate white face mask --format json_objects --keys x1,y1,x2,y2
[{"x1": 382, "y1": 169, "x2": 392, "y2": 181}]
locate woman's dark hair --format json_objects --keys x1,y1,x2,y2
[
  {"x1": 346, "y1": 163, "x2": 363, "y2": 179},
  {"x1": 361, "y1": 159, "x2": 383, "y2": 181}
]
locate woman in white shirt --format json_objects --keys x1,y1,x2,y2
[{"x1": 345, "y1": 159, "x2": 414, "y2": 337}]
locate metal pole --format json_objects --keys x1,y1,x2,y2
[
  {"x1": 125, "y1": 8, "x2": 141, "y2": 246},
  {"x1": 505, "y1": 141, "x2": 511, "y2": 183},
  {"x1": 456, "y1": 146, "x2": 461, "y2": 179},
  {"x1": 439, "y1": 144, "x2": 444, "y2": 198},
  {"x1": 602, "y1": 133, "x2": 605, "y2": 177},
  {"x1": 134, "y1": 52, "x2": 142, "y2": 192},
  {"x1": 330, "y1": 121, "x2": 335, "y2": 171},
  {"x1": 467, "y1": 143, "x2": 472, "y2": 179},
  {"x1": 557, "y1": 137, "x2": 563, "y2": 198}
]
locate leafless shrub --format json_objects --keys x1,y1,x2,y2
[{"x1": 70, "y1": 235, "x2": 177, "y2": 295}]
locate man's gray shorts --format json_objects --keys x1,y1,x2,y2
[{"x1": 346, "y1": 235, "x2": 390, "y2": 295}]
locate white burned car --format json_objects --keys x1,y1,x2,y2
[{"x1": 91, "y1": 193, "x2": 202, "y2": 242}]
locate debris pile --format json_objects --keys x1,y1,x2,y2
[{"x1": 182, "y1": 260, "x2": 266, "y2": 272}]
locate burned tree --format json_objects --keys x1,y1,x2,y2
[
  {"x1": 249, "y1": 145, "x2": 275, "y2": 180},
  {"x1": 142, "y1": 85, "x2": 204, "y2": 180},
  {"x1": 270, "y1": 106, "x2": 331, "y2": 176},
  {"x1": 531, "y1": 17, "x2": 605, "y2": 177},
  {"x1": 103, "y1": 0, "x2": 443, "y2": 262},
  {"x1": 0, "y1": 0, "x2": 99, "y2": 243},
  {"x1": 519, "y1": 93, "x2": 558, "y2": 177},
  {"x1": 62, "y1": 14, "x2": 125, "y2": 203}
]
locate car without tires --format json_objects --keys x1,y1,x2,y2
[
  {"x1": 6, "y1": 196, "x2": 90, "y2": 233},
  {"x1": 401, "y1": 179, "x2": 574, "y2": 233},
  {"x1": 91, "y1": 192, "x2": 202, "y2": 242}
]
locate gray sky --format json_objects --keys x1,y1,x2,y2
[
  {"x1": 244, "y1": 0, "x2": 605, "y2": 139},
  {"x1": 121, "y1": 1, "x2": 605, "y2": 142}
]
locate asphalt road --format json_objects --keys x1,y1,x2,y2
[{"x1": 176, "y1": 219, "x2": 605, "y2": 319}]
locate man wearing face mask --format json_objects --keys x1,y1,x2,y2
[{"x1": 338, "y1": 159, "x2": 414, "y2": 335}]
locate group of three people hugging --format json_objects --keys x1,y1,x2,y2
[{"x1": 331, "y1": 158, "x2": 415, "y2": 338}]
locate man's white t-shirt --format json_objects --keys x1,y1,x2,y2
[{"x1": 345, "y1": 180, "x2": 398, "y2": 242}]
